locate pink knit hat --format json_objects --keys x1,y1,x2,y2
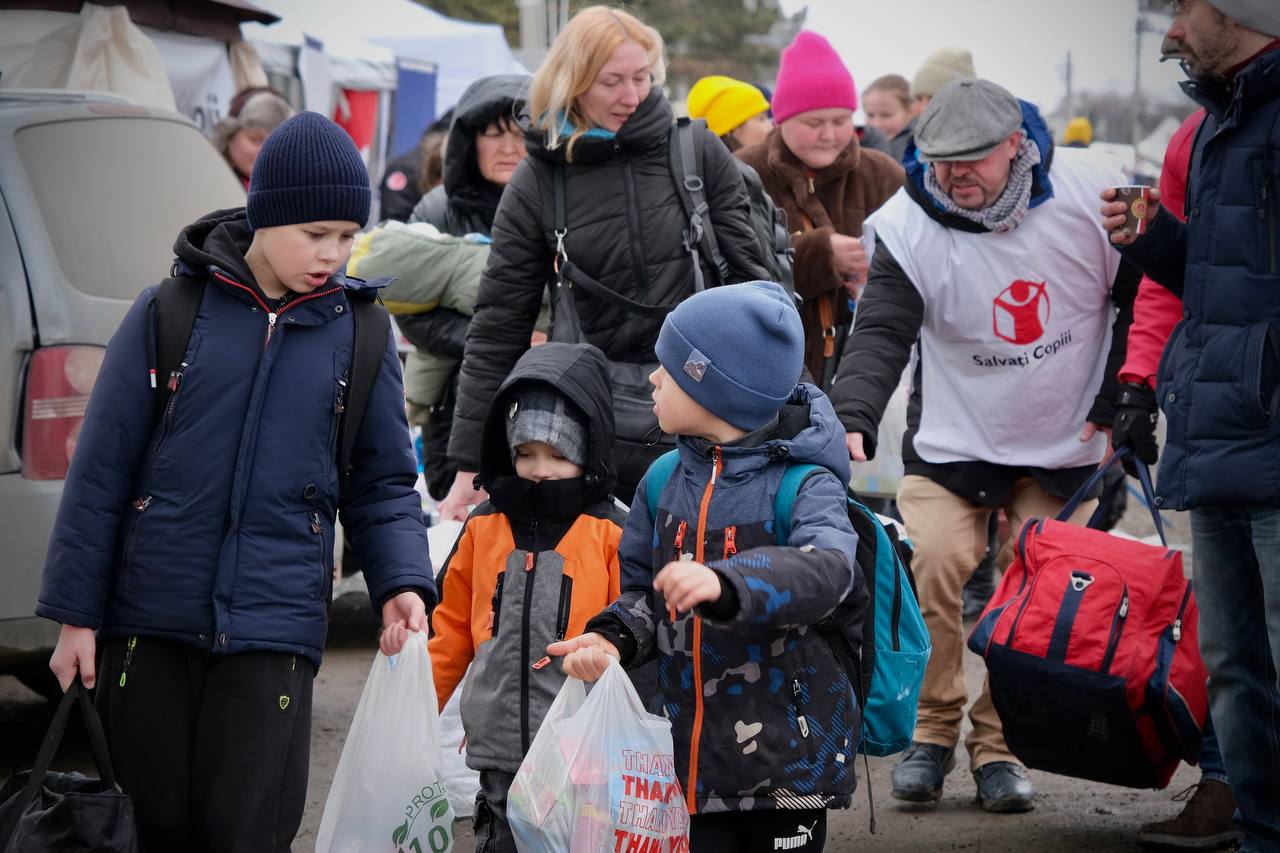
[{"x1": 771, "y1": 31, "x2": 858, "y2": 124}]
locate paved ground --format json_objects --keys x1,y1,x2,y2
[{"x1": 0, "y1": 495, "x2": 1212, "y2": 852}]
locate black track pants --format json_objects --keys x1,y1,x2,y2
[
  {"x1": 94, "y1": 636, "x2": 314, "y2": 853},
  {"x1": 689, "y1": 808, "x2": 828, "y2": 852}
]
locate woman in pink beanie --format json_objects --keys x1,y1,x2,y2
[{"x1": 738, "y1": 31, "x2": 903, "y2": 385}]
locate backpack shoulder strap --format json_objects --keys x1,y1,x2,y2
[
  {"x1": 643, "y1": 449, "x2": 681, "y2": 520},
  {"x1": 552, "y1": 160, "x2": 674, "y2": 319},
  {"x1": 339, "y1": 295, "x2": 392, "y2": 491},
  {"x1": 669, "y1": 118, "x2": 727, "y2": 290},
  {"x1": 151, "y1": 274, "x2": 205, "y2": 427},
  {"x1": 772, "y1": 462, "x2": 826, "y2": 545}
]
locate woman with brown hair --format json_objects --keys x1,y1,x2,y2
[
  {"x1": 438, "y1": 5, "x2": 768, "y2": 516},
  {"x1": 737, "y1": 31, "x2": 904, "y2": 387}
]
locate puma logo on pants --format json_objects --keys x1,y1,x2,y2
[{"x1": 773, "y1": 821, "x2": 817, "y2": 849}]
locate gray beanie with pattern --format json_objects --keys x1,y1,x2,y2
[{"x1": 505, "y1": 385, "x2": 589, "y2": 468}]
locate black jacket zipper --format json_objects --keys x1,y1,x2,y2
[
  {"x1": 310, "y1": 510, "x2": 328, "y2": 599},
  {"x1": 490, "y1": 572, "x2": 506, "y2": 636},
  {"x1": 618, "y1": 149, "x2": 652, "y2": 300},
  {"x1": 154, "y1": 361, "x2": 188, "y2": 455},
  {"x1": 122, "y1": 495, "x2": 153, "y2": 577},
  {"x1": 520, "y1": 521, "x2": 539, "y2": 753},
  {"x1": 554, "y1": 575, "x2": 574, "y2": 641},
  {"x1": 792, "y1": 677, "x2": 817, "y2": 761}
]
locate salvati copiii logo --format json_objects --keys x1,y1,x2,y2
[{"x1": 992, "y1": 280, "x2": 1050, "y2": 345}]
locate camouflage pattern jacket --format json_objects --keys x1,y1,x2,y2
[{"x1": 588, "y1": 384, "x2": 866, "y2": 814}]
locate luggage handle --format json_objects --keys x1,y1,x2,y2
[{"x1": 1055, "y1": 447, "x2": 1166, "y2": 546}]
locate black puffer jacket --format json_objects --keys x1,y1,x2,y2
[
  {"x1": 403, "y1": 74, "x2": 528, "y2": 498},
  {"x1": 449, "y1": 89, "x2": 770, "y2": 470}
]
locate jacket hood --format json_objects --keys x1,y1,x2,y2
[
  {"x1": 680, "y1": 383, "x2": 852, "y2": 485},
  {"x1": 479, "y1": 343, "x2": 619, "y2": 515},
  {"x1": 526, "y1": 88, "x2": 674, "y2": 166},
  {"x1": 172, "y1": 207, "x2": 390, "y2": 300},
  {"x1": 902, "y1": 98, "x2": 1056, "y2": 233},
  {"x1": 443, "y1": 74, "x2": 531, "y2": 225}
]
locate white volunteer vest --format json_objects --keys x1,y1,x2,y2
[{"x1": 865, "y1": 148, "x2": 1125, "y2": 469}]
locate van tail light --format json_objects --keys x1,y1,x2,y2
[{"x1": 22, "y1": 346, "x2": 105, "y2": 480}]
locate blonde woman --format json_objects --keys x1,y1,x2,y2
[{"x1": 439, "y1": 5, "x2": 768, "y2": 517}]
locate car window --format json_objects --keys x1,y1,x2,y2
[{"x1": 15, "y1": 116, "x2": 245, "y2": 301}]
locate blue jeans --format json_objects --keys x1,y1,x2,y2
[
  {"x1": 1191, "y1": 506, "x2": 1280, "y2": 851},
  {"x1": 1200, "y1": 714, "x2": 1228, "y2": 782}
]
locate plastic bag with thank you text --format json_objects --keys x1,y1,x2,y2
[{"x1": 508, "y1": 658, "x2": 688, "y2": 853}]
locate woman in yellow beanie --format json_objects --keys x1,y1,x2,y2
[
  {"x1": 687, "y1": 75, "x2": 773, "y2": 151},
  {"x1": 1062, "y1": 115, "x2": 1093, "y2": 148}
]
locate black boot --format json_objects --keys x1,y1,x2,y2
[
  {"x1": 890, "y1": 742, "x2": 956, "y2": 804},
  {"x1": 973, "y1": 762, "x2": 1036, "y2": 813}
]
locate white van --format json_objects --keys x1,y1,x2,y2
[{"x1": 0, "y1": 90, "x2": 245, "y2": 691}]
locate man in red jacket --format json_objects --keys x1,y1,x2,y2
[{"x1": 1113, "y1": 108, "x2": 1241, "y2": 852}]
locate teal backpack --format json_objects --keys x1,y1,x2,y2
[{"x1": 644, "y1": 451, "x2": 931, "y2": 758}]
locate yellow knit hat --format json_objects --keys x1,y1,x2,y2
[
  {"x1": 687, "y1": 76, "x2": 771, "y2": 138},
  {"x1": 1063, "y1": 116, "x2": 1094, "y2": 146}
]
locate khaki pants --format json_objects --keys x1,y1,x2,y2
[{"x1": 896, "y1": 474, "x2": 1096, "y2": 769}]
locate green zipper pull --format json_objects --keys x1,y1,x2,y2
[{"x1": 119, "y1": 635, "x2": 138, "y2": 687}]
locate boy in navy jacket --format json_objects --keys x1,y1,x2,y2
[
  {"x1": 38, "y1": 112, "x2": 434, "y2": 852},
  {"x1": 550, "y1": 281, "x2": 866, "y2": 853}
]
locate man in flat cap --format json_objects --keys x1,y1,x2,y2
[
  {"x1": 1103, "y1": 1, "x2": 1280, "y2": 848},
  {"x1": 829, "y1": 78, "x2": 1140, "y2": 813}
]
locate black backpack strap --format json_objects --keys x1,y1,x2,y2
[
  {"x1": 669, "y1": 118, "x2": 727, "y2": 290},
  {"x1": 151, "y1": 274, "x2": 205, "y2": 429},
  {"x1": 552, "y1": 162, "x2": 685, "y2": 321},
  {"x1": 339, "y1": 295, "x2": 391, "y2": 491}
]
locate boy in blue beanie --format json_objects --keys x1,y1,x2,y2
[
  {"x1": 39, "y1": 111, "x2": 434, "y2": 851},
  {"x1": 549, "y1": 281, "x2": 866, "y2": 852}
]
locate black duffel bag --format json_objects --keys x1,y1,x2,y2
[{"x1": 0, "y1": 680, "x2": 139, "y2": 853}]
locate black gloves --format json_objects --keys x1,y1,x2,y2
[{"x1": 1111, "y1": 382, "x2": 1159, "y2": 471}]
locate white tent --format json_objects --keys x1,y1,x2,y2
[
  {"x1": 245, "y1": 0, "x2": 526, "y2": 112},
  {"x1": 241, "y1": 13, "x2": 397, "y2": 93}
]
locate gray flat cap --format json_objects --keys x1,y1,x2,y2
[{"x1": 915, "y1": 78, "x2": 1023, "y2": 163}]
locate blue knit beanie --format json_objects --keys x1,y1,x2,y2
[
  {"x1": 655, "y1": 281, "x2": 804, "y2": 431},
  {"x1": 246, "y1": 111, "x2": 371, "y2": 230}
]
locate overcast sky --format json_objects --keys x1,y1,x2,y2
[{"x1": 777, "y1": 0, "x2": 1191, "y2": 117}]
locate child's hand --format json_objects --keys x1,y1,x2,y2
[
  {"x1": 379, "y1": 591, "x2": 426, "y2": 656},
  {"x1": 49, "y1": 624, "x2": 97, "y2": 691},
  {"x1": 547, "y1": 633, "x2": 618, "y2": 682},
  {"x1": 654, "y1": 560, "x2": 722, "y2": 617}
]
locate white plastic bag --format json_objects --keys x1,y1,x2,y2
[
  {"x1": 439, "y1": 667, "x2": 481, "y2": 818},
  {"x1": 508, "y1": 659, "x2": 689, "y2": 853},
  {"x1": 316, "y1": 631, "x2": 455, "y2": 853}
]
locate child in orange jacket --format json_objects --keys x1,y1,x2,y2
[{"x1": 428, "y1": 342, "x2": 624, "y2": 852}]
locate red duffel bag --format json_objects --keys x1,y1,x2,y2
[{"x1": 967, "y1": 450, "x2": 1208, "y2": 789}]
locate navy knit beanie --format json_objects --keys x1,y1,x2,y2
[
  {"x1": 246, "y1": 111, "x2": 371, "y2": 230},
  {"x1": 655, "y1": 281, "x2": 804, "y2": 431}
]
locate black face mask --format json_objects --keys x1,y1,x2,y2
[{"x1": 482, "y1": 472, "x2": 592, "y2": 524}]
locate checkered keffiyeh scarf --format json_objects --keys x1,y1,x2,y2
[{"x1": 925, "y1": 131, "x2": 1041, "y2": 233}]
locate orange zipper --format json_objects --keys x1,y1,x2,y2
[{"x1": 685, "y1": 446, "x2": 722, "y2": 814}]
